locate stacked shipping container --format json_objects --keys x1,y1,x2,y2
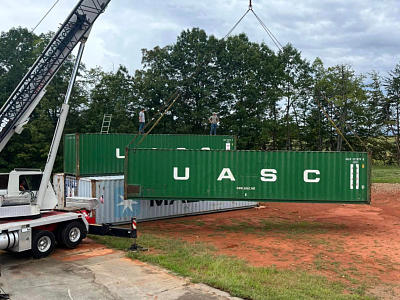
[
  {"x1": 64, "y1": 133, "x2": 236, "y2": 176},
  {"x1": 61, "y1": 134, "x2": 371, "y2": 224},
  {"x1": 60, "y1": 134, "x2": 256, "y2": 223}
]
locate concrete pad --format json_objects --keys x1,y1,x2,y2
[{"x1": 0, "y1": 239, "x2": 241, "y2": 300}]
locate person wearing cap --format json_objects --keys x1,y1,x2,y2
[
  {"x1": 138, "y1": 108, "x2": 145, "y2": 134},
  {"x1": 209, "y1": 112, "x2": 219, "y2": 135}
]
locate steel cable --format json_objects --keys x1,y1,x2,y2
[
  {"x1": 250, "y1": 9, "x2": 283, "y2": 51},
  {"x1": 224, "y1": 9, "x2": 251, "y2": 39},
  {"x1": 31, "y1": 0, "x2": 62, "y2": 33}
]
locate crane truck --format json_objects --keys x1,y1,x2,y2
[{"x1": 0, "y1": 0, "x2": 136, "y2": 259}]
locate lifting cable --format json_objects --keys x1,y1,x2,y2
[
  {"x1": 31, "y1": 0, "x2": 62, "y2": 33},
  {"x1": 131, "y1": 0, "x2": 273, "y2": 147},
  {"x1": 315, "y1": 98, "x2": 355, "y2": 152},
  {"x1": 224, "y1": 0, "x2": 282, "y2": 51},
  {"x1": 251, "y1": 9, "x2": 283, "y2": 51},
  {"x1": 223, "y1": 9, "x2": 251, "y2": 39},
  {"x1": 226, "y1": 1, "x2": 360, "y2": 152},
  {"x1": 130, "y1": 0, "x2": 358, "y2": 153}
]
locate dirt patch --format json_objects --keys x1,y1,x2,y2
[
  {"x1": 52, "y1": 239, "x2": 115, "y2": 262},
  {"x1": 139, "y1": 183, "x2": 400, "y2": 296}
]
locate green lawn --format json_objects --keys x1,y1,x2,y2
[
  {"x1": 372, "y1": 165, "x2": 400, "y2": 183},
  {"x1": 91, "y1": 234, "x2": 374, "y2": 300}
]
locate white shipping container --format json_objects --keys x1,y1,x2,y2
[{"x1": 53, "y1": 174, "x2": 256, "y2": 224}]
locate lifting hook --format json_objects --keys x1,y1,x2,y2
[{"x1": 249, "y1": 0, "x2": 253, "y2": 9}]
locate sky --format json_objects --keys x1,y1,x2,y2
[{"x1": 1, "y1": 0, "x2": 399, "y2": 76}]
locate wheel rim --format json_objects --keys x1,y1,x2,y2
[
  {"x1": 38, "y1": 236, "x2": 51, "y2": 253},
  {"x1": 69, "y1": 227, "x2": 81, "y2": 243}
]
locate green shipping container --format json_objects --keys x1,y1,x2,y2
[
  {"x1": 125, "y1": 149, "x2": 370, "y2": 204},
  {"x1": 64, "y1": 134, "x2": 236, "y2": 176}
]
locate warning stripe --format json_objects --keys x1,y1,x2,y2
[{"x1": 131, "y1": 219, "x2": 137, "y2": 230}]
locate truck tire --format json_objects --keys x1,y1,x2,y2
[
  {"x1": 32, "y1": 230, "x2": 56, "y2": 259},
  {"x1": 59, "y1": 221, "x2": 86, "y2": 249}
]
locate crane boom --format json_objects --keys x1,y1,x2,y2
[{"x1": 0, "y1": 0, "x2": 111, "y2": 152}]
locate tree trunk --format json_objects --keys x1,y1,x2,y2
[
  {"x1": 396, "y1": 103, "x2": 400, "y2": 166},
  {"x1": 317, "y1": 98, "x2": 322, "y2": 150},
  {"x1": 286, "y1": 93, "x2": 291, "y2": 150},
  {"x1": 272, "y1": 103, "x2": 277, "y2": 150},
  {"x1": 336, "y1": 65, "x2": 346, "y2": 152}
]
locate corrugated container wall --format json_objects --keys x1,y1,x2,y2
[
  {"x1": 125, "y1": 149, "x2": 371, "y2": 204},
  {"x1": 53, "y1": 173, "x2": 92, "y2": 208},
  {"x1": 64, "y1": 133, "x2": 236, "y2": 176},
  {"x1": 53, "y1": 174, "x2": 256, "y2": 224}
]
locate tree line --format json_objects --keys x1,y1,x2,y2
[{"x1": 1, "y1": 27, "x2": 400, "y2": 172}]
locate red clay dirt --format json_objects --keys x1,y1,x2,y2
[
  {"x1": 139, "y1": 183, "x2": 400, "y2": 295},
  {"x1": 52, "y1": 238, "x2": 115, "y2": 262}
]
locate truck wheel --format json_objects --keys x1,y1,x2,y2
[
  {"x1": 32, "y1": 230, "x2": 56, "y2": 259},
  {"x1": 59, "y1": 221, "x2": 86, "y2": 249}
]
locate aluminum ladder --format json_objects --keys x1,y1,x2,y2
[{"x1": 100, "y1": 114, "x2": 112, "y2": 134}]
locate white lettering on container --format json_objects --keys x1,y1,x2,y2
[
  {"x1": 260, "y1": 169, "x2": 277, "y2": 182},
  {"x1": 217, "y1": 168, "x2": 236, "y2": 181},
  {"x1": 173, "y1": 167, "x2": 190, "y2": 180},
  {"x1": 115, "y1": 148, "x2": 125, "y2": 159},
  {"x1": 303, "y1": 170, "x2": 320, "y2": 183}
]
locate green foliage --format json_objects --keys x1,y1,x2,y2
[
  {"x1": 1, "y1": 26, "x2": 400, "y2": 171},
  {"x1": 384, "y1": 64, "x2": 400, "y2": 165},
  {"x1": 0, "y1": 28, "x2": 86, "y2": 172},
  {"x1": 81, "y1": 66, "x2": 136, "y2": 133}
]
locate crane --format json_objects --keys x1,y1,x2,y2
[
  {"x1": 0, "y1": 0, "x2": 111, "y2": 218},
  {"x1": 0, "y1": 0, "x2": 137, "y2": 259}
]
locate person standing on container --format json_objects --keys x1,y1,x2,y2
[
  {"x1": 138, "y1": 108, "x2": 145, "y2": 134},
  {"x1": 209, "y1": 112, "x2": 219, "y2": 135}
]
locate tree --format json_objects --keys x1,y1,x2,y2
[
  {"x1": 219, "y1": 34, "x2": 280, "y2": 149},
  {"x1": 82, "y1": 66, "x2": 136, "y2": 133},
  {"x1": 278, "y1": 45, "x2": 313, "y2": 150},
  {"x1": 384, "y1": 64, "x2": 400, "y2": 165},
  {"x1": 0, "y1": 28, "x2": 87, "y2": 172},
  {"x1": 136, "y1": 29, "x2": 284, "y2": 149},
  {"x1": 311, "y1": 64, "x2": 366, "y2": 151}
]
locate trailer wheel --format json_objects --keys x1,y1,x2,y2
[
  {"x1": 59, "y1": 221, "x2": 86, "y2": 249},
  {"x1": 32, "y1": 230, "x2": 55, "y2": 259}
]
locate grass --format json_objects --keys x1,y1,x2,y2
[
  {"x1": 91, "y1": 234, "x2": 375, "y2": 300},
  {"x1": 372, "y1": 165, "x2": 400, "y2": 183}
]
